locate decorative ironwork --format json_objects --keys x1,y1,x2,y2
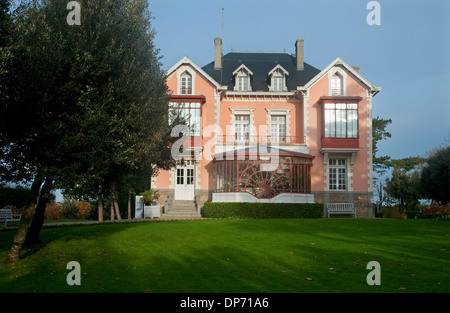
[{"x1": 214, "y1": 156, "x2": 312, "y2": 199}]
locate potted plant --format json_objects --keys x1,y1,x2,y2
[{"x1": 140, "y1": 189, "x2": 160, "y2": 219}]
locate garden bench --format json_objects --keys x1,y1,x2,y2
[
  {"x1": 0, "y1": 208, "x2": 22, "y2": 226},
  {"x1": 327, "y1": 203, "x2": 356, "y2": 218}
]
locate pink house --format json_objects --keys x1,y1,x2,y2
[{"x1": 152, "y1": 38, "x2": 381, "y2": 218}]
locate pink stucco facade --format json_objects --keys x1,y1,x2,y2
[{"x1": 153, "y1": 38, "x2": 380, "y2": 217}]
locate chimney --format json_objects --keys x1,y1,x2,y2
[
  {"x1": 214, "y1": 37, "x2": 222, "y2": 69},
  {"x1": 295, "y1": 39, "x2": 304, "y2": 71}
]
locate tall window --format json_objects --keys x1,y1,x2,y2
[
  {"x1": 234, "y1": 115, "x2": 250, "y2": 141},
  {"x1": 331, "y1": 73, "x2": 343, "y2": 96},
  {"x1": 329, "y1": 159, "x2": 347, "y2": 190},
  {"x1": 233, "y1": 65, "x2": 253, "y2": 91},
  {"x1": 180, "y1": 72, "x2": 192, "y2": 95},
  {"x1": 270, "y1": 115, "x2": 286, "y2": 142},
  {"x1": 237, "y1": 75, "x2": 249, "y2": 91},
  {"x1": 268, "y1": 65, "x2": 288, "y2": 92},
  {"x1": 169, "y1": 101, "x2": 201, "y2": 136},
  {"x1": 324, "y1": 103, "x2": 358, "y2": 138},
  {"x1": 272, "y1": 76, "x2": 284, "y2": 91}
]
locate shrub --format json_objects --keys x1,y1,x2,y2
[
  {"x1": 203, "y1": 202, "x2": 323, "y2": 219},
  {"x1": 418, "y1": 204, "x2": 450, "y2": 221},
  {"x1": 61, "y1": 198, "x2": 78, "y2": 219},
  {"x1": 380, "y1": 206, "x2": 406, "y2": 219},
  {"x1": 45, "y1": 203, "x2": 64, "y2": 220},
  {"x1": 60, "y1": 198, "x2": 93, "y2": 219},
  {"x1": 74, "y1": 200, "x2": 92, "y2": 219}
]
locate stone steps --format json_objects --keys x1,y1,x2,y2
[{"x1": 162, "y1": 200, "x2": 202, "y2": 219}]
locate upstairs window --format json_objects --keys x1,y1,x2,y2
[
  {"x1": 330, "y1": 73, "x2": 344, "y2": 96},
  {"x1": 234, "y1": 115, "x2": 250, "y2": 141},
  {"x1": 324, "y1": 103, "x2": 358, "y2": 138},
  {"x1": 237, "y1": 76, "x2": 249, "y2": 91},
  {"x1": 272, "y1": 76, "x2": 284, "y2": 91},
  {"x1": 233, "y1": 65, "x2": 253, "y2": 92},
  {"x1": 268, "y1": 65, "x2": 288, "y2": 92},
  {"x1": 270, "y1": 115, "x2": 286, "y2": 142},
  {"x1": 169, "y1": 101, "x2": 201, "y2": 136},
  {"x1": 180, "y1": 72, "x2": 192, "y2": 95}
]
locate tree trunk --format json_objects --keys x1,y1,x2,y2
[
  {"x1": 25, "y1": 178, "x2": 53, "y2": 245},
  {"x1": 127, "y1": 191, "x2": 132, "y2": 220},
  {"x1": 5, "y1": 204, "x2": 36, "y2": 263},
  {"x1": 110, "y1": 203, "x2": 115, "y2": 220},
  {"x1": 97, "y1": 184, "x2": 104, "y2": 222},
  {"x1": 112, "y1": 191, "x2": 122, "y2": 221}
]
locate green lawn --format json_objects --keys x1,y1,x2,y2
[{"x1": 0, "y1": 219, "x2": 448, "y2": 293}]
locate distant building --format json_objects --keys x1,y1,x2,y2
[{"x1": 152, "y1": 38, "x2": 381, "y2": 218}]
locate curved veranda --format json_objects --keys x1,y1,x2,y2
[{"x1": 212, "y1": 148, "x2": 314, "y2": 202}]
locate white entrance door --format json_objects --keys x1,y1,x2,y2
[{"x1": 175, "y1": 162, "x2": 195, "y2": 201}]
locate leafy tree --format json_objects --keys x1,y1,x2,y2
[
  {"x1": 372, "y1": 116, "x2": 392, "y2": 174},
  {"x1": 1, "y1": 0, "x2": 172, "y2": 261},
  {"x1": 419, "y1": 146, "x2": 450, "y2": 205},
  {"x1": 385, "y1": 166, "x2": 421, "y2": 212}
]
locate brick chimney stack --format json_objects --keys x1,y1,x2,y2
[
  {"x1": 295, "y1": 39, "x2": 304, "y2": 71},
  {"x1": 214, "y1": 37, "x2": 222, "y2": 69}
]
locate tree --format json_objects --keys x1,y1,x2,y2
[
  {"x1": 1, "y1": 0, "x2": 171, "y2": 261},
  {"x1": 385, "y1": 166, "x2": 421, "y2": 212},
  {"x1": 419, "y1": 146, "x2": 450, "y2": 205},
  {"x1": 372, "y1": 116, "x2": 392, "y2": 174}
]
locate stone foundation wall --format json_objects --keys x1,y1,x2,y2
[
  {"x1": 157, "y1": 189, "x2": 374, "y2": 218},
  {"x1": 313, "y1": 191, "x2": 374, "y2": 218}
]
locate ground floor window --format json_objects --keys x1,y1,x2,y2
[
  {"x1": 214, "y1": 155, "x2": 312, "y2": 199},
  {"x1": 329, "y1": 158, "x2": 347, "y2": 190}
]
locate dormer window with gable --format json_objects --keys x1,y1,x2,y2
[
  {"x1": 233, "y1": 64, "x2": 253, "y2": 91},
  {"x1": 329, "y1": 68, "x2": 346, "y2": 96},
  {"x1": 180, "y1": 71, "x2": 193, "y2": 95},
  {"x1": 268, "y1": 65, "x2": 288, "y2": 91},
  {"x1": 331, "y1": 73, "x2": 343, "y2": 96}
]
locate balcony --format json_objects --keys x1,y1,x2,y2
[
  {"x1": 321, "y1": 136, "x2": 359, "y2": 149},
  {"x1": 217, "y1": 135, "x2": 305, "y2": 146}
]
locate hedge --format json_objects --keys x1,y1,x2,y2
[{"x1": 203, "y1": 202, "x2": 323, "y2": 219}]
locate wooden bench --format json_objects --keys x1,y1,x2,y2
[
  {"x1": 327, "y1": 203, "x2": 356, "y2": 218},
  {"x1": 0, "y1": 208, "x2": 22, "y2": 226}
]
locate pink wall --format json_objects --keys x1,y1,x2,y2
[
  {"x1": 308, "y1": 69, "x2": 371, "y2": 192},
  {"x1": 156, "y1": 62, "x2": 373, "y2": 195}
]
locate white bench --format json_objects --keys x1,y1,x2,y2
[
  {"x1": 327, "y1": 203, "x2": 356, "y2": 218},
  {"x1": 0, "y1": 208, "x2": 22, "y2": 226}
]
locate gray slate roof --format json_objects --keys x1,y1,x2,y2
[{"x1": 202, "y1": 52, "x2": 321, "y2": 92}]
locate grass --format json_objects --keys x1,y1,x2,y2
[{"x1": 0, "y1": 218, "x2": 448, "y2": 293}]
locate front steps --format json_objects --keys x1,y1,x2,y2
[{"x1": 161, "y1": 200, "x2": 202, "y2": 219}]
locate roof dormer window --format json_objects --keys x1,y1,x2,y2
[
  {"x1": 233, "y1": 64, "x2": 253, "y2": 92},
  {"x1": 180, "y1": 71, "x2": 193, "y2": 95},
  {"x1": 331, "y1": 73, "x2": 343, "y2": 96},
  {"x1": 268, "y1": 65, "x2": 288, "y2": 92}
]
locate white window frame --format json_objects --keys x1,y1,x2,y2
[
  {"x1": 265, "y1": 108, "x2": 291, "y2": 143},
  {"x1": 329, "y1": 158, "x2": 347, "y2": 191},
  {"x1": 233, "y1": 64, "x2": 253, "y2": 92},
  {"x1": 268, "y1": 65, "x2": 289, "y2": 92},
  {"x1": 230, "y1": 107, "x2": 255, "y2": 143},
  {"x1": 176, "y1": 67, "x2": 196, "y2": 95},
  {"x1": 180, "y1": 72, "x2": 192, "y2": 95},
  {"x1": 270, "y1": 115, "x2": 287, "y2": 142},
  {"x1": 234, "y1": 114, "x2": 250, "y2": 141},
  {"x1": 328, "y1": 67, "x2": 346, "y2": 96}
]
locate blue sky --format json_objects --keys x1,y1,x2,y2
[{"x1": 149, "y1": 0, "x2": 450, "y2": 160}]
